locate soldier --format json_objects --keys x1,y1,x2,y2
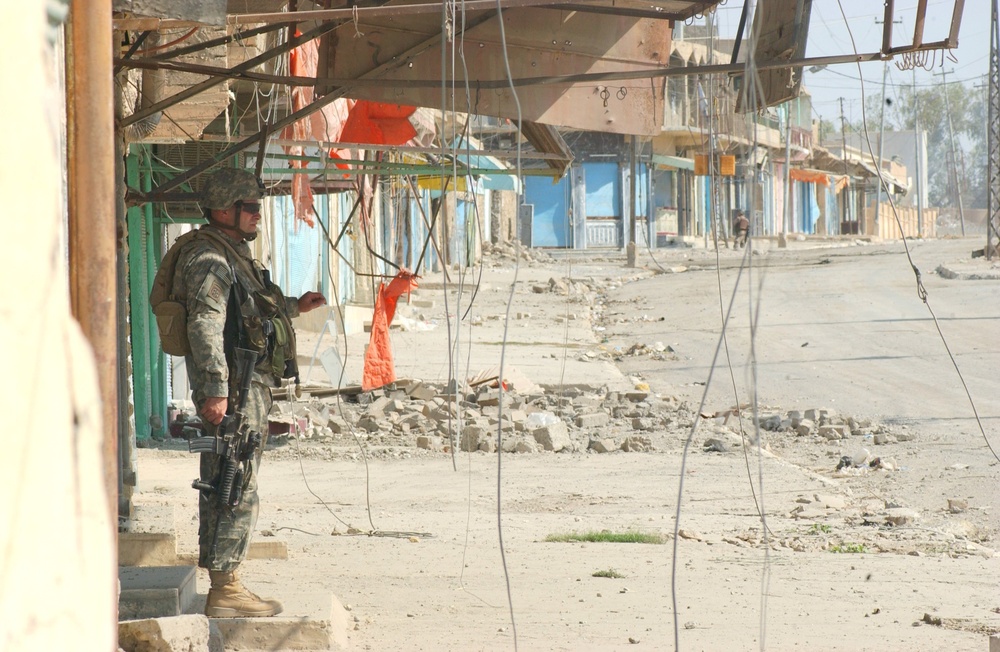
[
  {"x1": 733, "y1": 209, "x2": 750, "y2": 249},
  {"x1": 171, "y1": 168, "x2": 326, "y2": 617}
]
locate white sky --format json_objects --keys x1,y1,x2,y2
[{"x1": 694, "y1": 0, "x2": 990, "y2": 127}]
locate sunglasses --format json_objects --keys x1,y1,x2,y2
[{"x1": 236, "y1": 201, "x2": 261, "y2": 214}]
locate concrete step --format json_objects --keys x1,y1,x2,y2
[
  {"x1": 119, "y1": 565, "x2": 198, "y2": 620},
  {"x1": 190, "y1": 592, "x2": 349, "y2": 651},
  {"x1": 119, "y1": 503, "x2": 178, "y2": 567}
]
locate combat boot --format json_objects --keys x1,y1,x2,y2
[{"x1": 205, "y1": 570, "x2": 283, "y2": 618}]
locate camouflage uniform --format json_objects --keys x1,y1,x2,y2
[{"x1": 172, "y1": 225, "x2": 300, "y2": 572}]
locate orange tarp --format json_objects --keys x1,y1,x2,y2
[
  {"x1": 281, "y1": 35, "x2": 422, "y2": 224},
  {"x1": 362, "y1": 270, "x2": 420, "y2": 391},
  {"x1": 789, "y1": 168, "x2": 831, "y2": 185}
]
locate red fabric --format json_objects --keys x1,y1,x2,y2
[{"x1": 362, "y1": 270, "x2": 420, "y2": 391}]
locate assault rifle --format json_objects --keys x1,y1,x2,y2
[{"x1": 189, "y1": 347, "x2": 263, "y2": 508}]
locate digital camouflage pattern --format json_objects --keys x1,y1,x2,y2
[
  {"x1": 197, "y1": 381, "x2": 270, "y2": 571},
  {"x1": 200, "y1": 168, "x2": 264, "y2": 210},
  {"x1": 171, "y1": 224, "x2": 299, "y2": 571}
]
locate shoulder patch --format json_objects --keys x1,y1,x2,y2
[{"x1": 195, "y1": 270, "x2": 231, "y2": 312}]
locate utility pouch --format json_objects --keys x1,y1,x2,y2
[{"x1": 153, "y1": 299, "x2": 191, "y2": 356}]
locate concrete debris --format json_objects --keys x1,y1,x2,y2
[{"x1": 118, "y1": 615, "x2": 214, "y2": 652}]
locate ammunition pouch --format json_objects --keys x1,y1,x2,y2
[{"x1": 153, "y1": 299, "x2": 191, "y2": 356}]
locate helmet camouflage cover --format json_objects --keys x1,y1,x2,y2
[{"x1": 200, "y1": 168, "x2": 265, "y2": 210}]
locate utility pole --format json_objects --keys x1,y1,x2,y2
[
  {"x1": 874, "y1": 16, "x2": 900, "y2": 236},
  {"x1": 935, "y1": 69, "x2": 967, "y2": 236},
  {"x1": 912, "y1": 75, "x2": 925, "y2": 237},
  {"x1": 988, "y1": 0, "x2": 1000, "y2": 258},
  {"x1": 839, "y1": 97, "x2": 849, "y2": 234},
  {"x1": 783, "y1": 101, "x2": 792, "y2": 234},
  {"x1": 875, "y1": 62, "x2": 889, "y2": 236},
  {"x1": 627, "y1": 134, "x2": 637, "y2": 267}
]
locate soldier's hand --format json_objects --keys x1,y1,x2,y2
[
  {"x1": 200, "y1": 397, "x2": 228, "y2": 425},
  {"x1": 298, "y1": 291, "x2": 327, "y2": 314}
]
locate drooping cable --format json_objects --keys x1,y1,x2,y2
[
  {"x1": 491, "y1": 0, "x2": 524, "y2": 646},
  {"x1": 835, "y1": 0, "x2": 1000, "y2": 464}
]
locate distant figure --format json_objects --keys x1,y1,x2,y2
[{"x1": 733, "y1": 210, "x2": 750, "y2": 249}]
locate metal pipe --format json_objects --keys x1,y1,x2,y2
[
  {"x1": 66, "y1": 0, "x2": 118, "y2": 642},
  {"x1": 112, "y1": 0, "x2": 597, "y2": 29}
]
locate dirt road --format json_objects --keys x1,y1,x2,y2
[{"x1": 136, "y1": 237, "x2": 1000, "y2": 651}]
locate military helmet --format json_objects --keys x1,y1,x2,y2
[{"x1": 200, "y1": 168, "x2": 265, "y2": 210}]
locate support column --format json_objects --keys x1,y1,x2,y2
[{"x1": 67, "y1": 1, "x2": 118, "y2": 524}]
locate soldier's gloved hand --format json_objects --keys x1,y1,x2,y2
[
  {"x1": 298, "y1": 291, "x2": 327, "y2": 314},
  {"x1": 200, "y1": 397, "x2": 228, "y2": 426}
]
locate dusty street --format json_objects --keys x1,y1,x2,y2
[{"x1": 135, "y1": 237, "x2": 1000, "y2": 651}]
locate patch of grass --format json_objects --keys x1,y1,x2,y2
[
  {"x1": 808, "y1": 524, "x2": 832, "y2": 535},
  {"x1": 592, "y1": 569, "x2": 625, "y2": 578},
  {"x1": 545, "y1": 530, "x2": 666, "y2": 544},
  {"x1": 829, "y1": 542, "x2": 867, "y2": 554}
]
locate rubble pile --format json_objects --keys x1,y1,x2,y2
[
  {"x1": 261, "y1": 380, "x2": 700, "y2": 460},
  {"x1": 482, "y1": 242, "x2": 552, "y2": 265}
]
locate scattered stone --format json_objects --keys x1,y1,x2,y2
[
  {"x1": 873, "y1": 433, "x2": 890, "y2": 445},
  {"x1": 118, "y1": 616, "x2": 211, "y2": 652},
  {"x1": 533, "y1": 421, "x2": 571, "y2": 452},
  {"x1": 678, "y1": 529, "x2": 703, "y2": 541},
  {"x1": 621, "y1": 436, "x2": 654, "y2": 452},
  {"x1": 819, "y1": 425, "x2": 850, "y2": 440},
  {"x1": 947, "y1": 499, "x2": 969, "y2": 514},
  {"x1": 407, "y1": 383, "x2": 437, "y2": 401},
  {"x1": 575, "y1": 412, "x2": 610, "y2": 428},
  {"x1": 885, "y1": 508, "x2": 920, "y2": 526},
  {"x1": 703, "y1": 438, "x2": 729, "y2": 453},
  {"x1": 514, "y1": 438, "x2": 538, "y2": 453},
  {"x1": 461, "y1": 426, "x2": 487, "y2": 452},
  {"x1": 795, "y1": 419, "x2": 815, "y2": 436},
  {"x1": 588, "y1": 438, "x2": 616, "y2": 453}
]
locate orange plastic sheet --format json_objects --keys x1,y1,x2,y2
[
  {"x1": 789, "y1": 168, "x2": 831, "y2": 186},
  {"x1": 362, "y1": 270, "x2": 420, "y2": 391}
]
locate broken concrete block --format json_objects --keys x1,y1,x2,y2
[
  {"x1": 588, "y1": 438, "x2": 616, "y2": 453},
  {"x1": 514, "y1": 438, "x2": 539, "y2": 453},
  {"x1": 478, "y1": 438, "x2": 497, "y2": 453},
  {"x1": 885, "y1": 508, "x2": 920, "y2": 526},
  {"x1": 948, "y1": 499, "x2": 969, "y2": 513},
  {"x1": 818, "y1": 425, "x2": 848, "y2": 440},
  {"x1": 532, "y1": 421, "x2": 571, "y2": 452},
  {"x1": 794, "y1": 419, "x2": 815, "y2": 436},
  {"x1": 357, "y1": 415, "x2": 381, "y2": 433},
  {"x1": 408, "y1": 383, "x2": 437, "y2": 401},
  {"x1": 461, "y1": 426, "x2": 487, "y2": 452},
  {"x1": 631, "y1": 417, "x2": 655, "y2": 431},
  {"x1": 366, "y1": 396, "x2": 391, "y2": 416},
  {"x1": 118, "y1": 615, "x2": 211, "y2": 652},
  {"x1": 625, "y1": 391, "x2": 650, "y2": 403},
  {"x1": 621, "y1": 436, "x2": 654, "y2": 452},
  {"x1": 477, "y1": 391, "x2": 500, "y2": 407},
  {"x1": 575, "y1": 412, "x2": 610, "y2": 429},
  {"x1": 247, "y1": 539, "x2": 288, "y2": 560}
]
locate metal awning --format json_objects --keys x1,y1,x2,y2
[{"x1": 651, "y1": 154, "x2": 695, "y2": 171}]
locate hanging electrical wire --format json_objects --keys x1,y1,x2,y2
[{"x1": 835, "y1": 0, "x2": 1000, "y2": 465}]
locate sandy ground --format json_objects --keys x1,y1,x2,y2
[{"x1": 134, "y1": 236, "x2": 1000, "y2": 651}]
